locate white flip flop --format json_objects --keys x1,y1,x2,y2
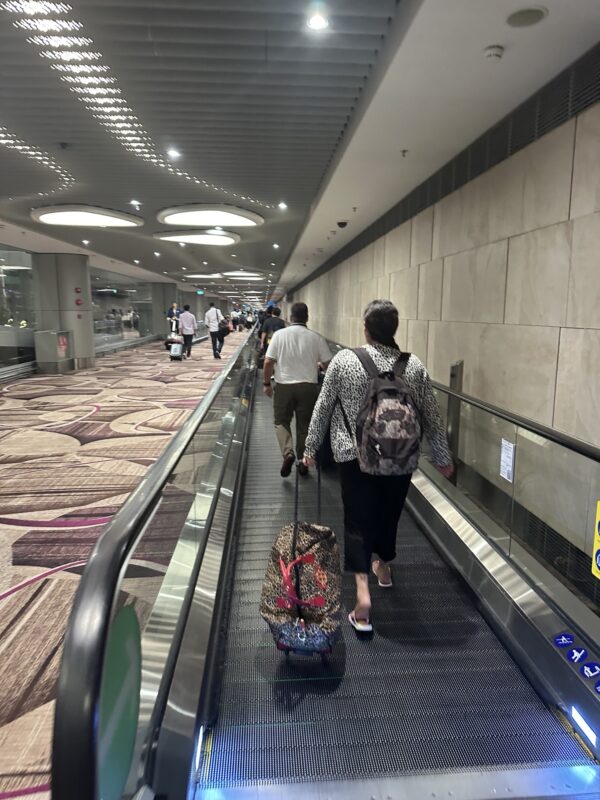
[
  {"x1": 372, "y1": 562, "x2": 393, "y2": 588},
  {"x1": 348, "y1": 611, "x2": 373, "y2": 633}
]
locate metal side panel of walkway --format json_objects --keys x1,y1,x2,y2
[{"x1": 196, "y1": 390, "x2": 594, "y2": 799}]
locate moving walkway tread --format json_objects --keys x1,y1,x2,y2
[{"x1": 197, "y1": 392, "x2": 592, "y2": 792}]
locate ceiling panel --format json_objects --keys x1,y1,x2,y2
[{"x1": 0, "y1": 0, "x2": 400, "y2": 295}]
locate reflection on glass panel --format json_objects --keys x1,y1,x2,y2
[
  {"x1": 91, "y1": 266, "x2": 153, "y2": 350},
  {"x1": 98, "y1": 337, "x2": 254, "y2": 797},
  {"x1": 510, "y1": 428, "x2": 600, "y2": 614},
  {"x1": 0, "y1": 245, "x2": 35, "y2": 368}
]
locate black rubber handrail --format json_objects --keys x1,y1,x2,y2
[
  {"x1": 326, "y1": 339, "x2": 600, "y2": 464},
  {"x1": 51, "y1": 331, "x2": 254, "y2": 800}
]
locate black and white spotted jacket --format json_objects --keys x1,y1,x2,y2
[{"x1": 304, "y1": 343, "x2": 452, "y2": 467}]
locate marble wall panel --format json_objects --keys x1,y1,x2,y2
[
  {"x1": 571, "y1": 102, "x2": 600, "y2": 220},
  {"x1": 373, "y1": 237, "x2": 386, "y2": 278},
  {"x1": 554, "y1": 328, "x2": 600, "y2": 447},
  {"x1": 390, "y1": 264, "x2": 419, "y2": 320},
  {"x1": 521, "y1": 119, "x2": 574, "y2": 233},
  {"x1": 505, "y1": 222, "x2": 571, "y2": 326},
  {"x1": 476, "y1": 324, "x2": 559, "y2": 426},
  {"x1": 567, "y1": 212, "x2": 600, "y2": 329},
  {"x1": 407, "y1": 319, "x2": 429, "y2": 363},
  {"x1": 433, "y1": 121, "x2": 574, "y2": 258},
  {"x1": 385, "y1": 220, "x2": 411, "y2": 273},
  {"x1": 410, "y1": 207, "x2": 433, "y2": 266},
  {"x1": 427, "y1": 321, "x2": 482, "y2": 391},
  {"x1": 357, "y1": 243, "x2": 374, "y2": 281},
  {"x1": 428, "y1": 322, "x2": 559, "y2": 425},
  {"x1": 418, "y1": 258, "x2": 443, "y2": 320},
  {"x1": 376, "y1": 274, "x2": 390, "y2": 299},
  {"x1": 442, "y1": 241, "x2": 508, "y2": 323}
]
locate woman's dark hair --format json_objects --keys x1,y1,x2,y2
[
  {"x1": 183, "y1": 304, "x2": 190, "y2": 311},
  {"x1": 363, "y1": 299, "x2": 399, "y2": 349}
]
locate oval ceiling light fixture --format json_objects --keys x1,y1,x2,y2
[
  {"x1": 32, "y1": 204, "x2": 143, "y2": 227},
  {"x1": 223, "y1": 270, "x2": 262, "y2": 278},
  {"x1": 188, "y1": 273, "x2": 223, "y2": 279},
  {"x1": 154, "y1": 229, "x2": 240, "y2": 246},
  {"x1": 157, "y1": 204, "x2": 264, "y2": 228},
  {"x1": 506, "y1": 7, "x2": 548, "y2": 27}
]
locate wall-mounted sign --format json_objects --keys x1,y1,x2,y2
[
  {"x1": 554, "y1": 633, "x2": 575, "y2": 648},
  {"x1": 500, "y1": 438, "x2": 515, "y2": 483},
  {"x1": 196, "y1": 289, "x2": 205, "y2": 296},
  {"x1": 567, "y1": 647, "x2": 588, "y2": 664}
]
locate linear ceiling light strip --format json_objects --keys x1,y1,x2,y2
[
  {"x1": 0, "y1": 124, "x2": 75, "y2": 196},
  {"x1": 1, "y1": 0, "x2": 273, "y2": 210}
]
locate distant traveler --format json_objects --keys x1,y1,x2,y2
[
  {"x1": 260, "y1": 306, "x2": 285, "y2": 351},
  {"x1": 264, "y1": 302, "x2": 331, "y2": 477},
  {"x1": 167, "y1": 302, "x2": 180, "y2": 333},
  {"x1": 205, "y1": 301, "x2": 224, "y2": 359},
  {"x1": 179, "y1": 304, "x2": 197, "y2": 358},
  {"x1": 303, "y1": 299, "x2": 454, "y2": 633}
]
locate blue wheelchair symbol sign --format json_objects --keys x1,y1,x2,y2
[
  {"x1": 580, "y1": 662, "x2": 600, "y2": 679},
  {"x1": 567, "y1": 648, "x2": 588, "y2": 664},
  {"x1": 554, "y1": 633, "x2": 574, "y2": 648},
  {"x1": 595, "y1": 680, "x2": 600, "y2": 695},
  {"x1": 595, "y1": 549, "x2": 600, "y2": 570}
]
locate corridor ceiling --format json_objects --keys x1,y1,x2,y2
[{"x1": 0, "y1": 0, "x2": 400, "y2": 297}]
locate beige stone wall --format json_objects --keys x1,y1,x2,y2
[
  {"x1": 295, "y1": 103, "x2": 600, "y2": 557},
  {"x1": 296, "y1": 102, "x2": 600, "y2": 447}
]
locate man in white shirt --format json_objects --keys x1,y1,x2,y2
[
  {"x1": 204, "y1": 302, "x2": 224, "y2": 359},
  {"x1": 264, "y1": 302, "x2": 332, "y2": 476},
  {"x1": 179, "y1": 304, "x2": 197, "y2": 359}
]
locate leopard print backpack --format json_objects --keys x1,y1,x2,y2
[{"x1": 259, "y1": 469, "x2": 341, "y2": 656}]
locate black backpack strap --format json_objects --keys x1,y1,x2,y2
[
  {"x1": 393, "y1": 352, "x2": 411, "y2": 378},
  {"x1": 351, "y1": 347, "x2": 379, "y2": 378}
]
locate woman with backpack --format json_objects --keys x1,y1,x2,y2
[{"x1": 303, "y1": 299, "x2": 453, "y2": 633}]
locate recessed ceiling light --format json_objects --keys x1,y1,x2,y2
[
  {"x1": 82, "y1": 239, "x2": 90, "y2": 245},
  {"x1": 269, "y1": 262, "x2": 276, "y2": 266},
  {"x1": 307, "y1": 10, "x2": 329, "y2": 31},
  {"x1": 154, "y1": 251, "x2": 161, "y2": 257},
  {"x1": 188, "y1": 273, "x2": 223, "y2": 279},
  {"x1": 202, "y1": 261, "x2": 208, "y2": 265},
  {"x1": 32, "y1": 205, "x2": 142, "y2": 227},
  {"x1": 133, "y1": 259, "x2": 140, "y2": 264},
  {"x1": 154, "y1": 229, "x2": 240, "y2": 246},
  {"x1": 157, "y1": 204, "x2": 264, "y2": 228},
  {"x1": 181, "y1": 267, "x2": 187, "y2": 271},
  {"x1": 278, "y1": 201, "x2": 288, "y2": 210},
  {"x1": 231, "y1": 253, "x2": 237, "y2": 258},
  {"x1": 273, "y1": 243, "x2": 279, "y2": 249},
  {"x1": 167, "y1": 148, "x2": 181, "y2": 160},
  {"x1": 506, "y1": 7, "x2": 548, "y2": 27},
  {"x1": 129, "y1": 198, "x2": 141, "y2": 206}
]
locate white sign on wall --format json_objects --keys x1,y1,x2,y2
[{"x1": 500, "y1": 438, "x2": 515, "y2": 483}]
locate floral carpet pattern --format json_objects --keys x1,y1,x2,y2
[{"x1": 0, "y1": 334, "x2": 242, "y2": 796}]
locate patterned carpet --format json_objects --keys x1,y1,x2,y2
[{"x1": 0, "y1": 333, "x2": 244, "y2": 797}]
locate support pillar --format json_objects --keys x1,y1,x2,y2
[{"x1": 33, "y1": 253, "x2": 94, "y2": 371}]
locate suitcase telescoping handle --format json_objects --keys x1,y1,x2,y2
[
  {"x1": 293, "y1": 458, "x2": 321, "y2": 526},
  {"x1": 291, "y1": 459, "x2": 322, "y2": 630}
]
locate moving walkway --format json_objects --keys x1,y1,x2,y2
[{"x1": 51, "y1": 333, "x2": 600, "y2": 800}]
